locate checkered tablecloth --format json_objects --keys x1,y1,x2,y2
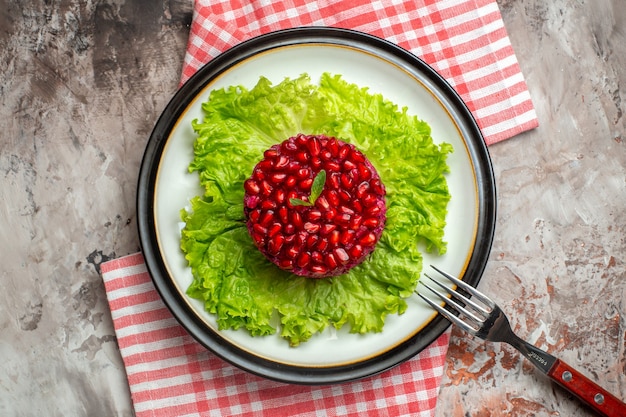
[{"x1": 101, "y1": 1, "x2": 538, "y2": 416}]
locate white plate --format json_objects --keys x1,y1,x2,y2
[{"x1": 138, "y1": 27, "x2": 496, "y2": 384}]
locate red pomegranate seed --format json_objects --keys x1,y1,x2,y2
[
  {"x1": 285, "y1": 176, "x2": 297, "y2": 188},
  {"x1": 311, "y1": 251, "x2": 323, "y2": 263},
  {"x1": 268, "y1": 223, "x2": 282, "y2": 237},
  {"x1": 320, "y1": 224, "x2": 336, "y2": 235},
  {"x1": 325, "y1": 253, "x2": 338, "y2": 269},
  {"x1": 297, "y1": 252, "x2": 311, "y2": 268},
  {"x1": 296, "y1": 168, "x2": 311, "y2": 179},
  {"x1": 316, "y1": 239, "x2": 329, "y2": 251},
  {"x1": 348, "y1": 244, "x2": 363, "y2": 259},
  {"x1": 259, "y1": 211, "x2": 273, "y2": 227},
  {"x1": 339, "y1": 230, "x2": 355, "y2": 245},
  {"x1": 304, "y1": 222, "x2": 320, "y2": 233},
  {"x1": 286, "y1": 246, "x2": 299, "y2": 259},
  {"x1": 243, "y1": 134, "x2": 386, "y2": 278},
  {"x1": 334, "y1": 248, "x2": 350, "y2": 265},
  {"x1": 244, "y1": 179, "x2": 260, "y2": 195},
  {"x1": 299, "y1": 178, "x2": 313, "y2": 190},
  {"x1": 358, "y1": 232, "x2": 377, "y2": 246},
  {"x1": 362, "y1": 218, "x2": 380, "y2": 228}
]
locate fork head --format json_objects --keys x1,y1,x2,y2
[{"x1": 417, "y1": 265, "x2": 501, "y2": 340}]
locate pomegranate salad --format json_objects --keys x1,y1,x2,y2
[{"x1": 180, "y1": 73, "x2": 452, "y2": 346}]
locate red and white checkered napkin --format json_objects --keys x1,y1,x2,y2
[
  {"x1": 182, "y1": 0, "x2": 538, "y2": 145},
  {"x1": 102, "y1": 1, "x2": 538, "y2": 416},
  {"x1": 102, "y1": 253, "x2": 450, "y2": 417}
]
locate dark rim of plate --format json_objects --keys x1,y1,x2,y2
[{"x1": 137, "y1": 26, "x2": 496, "y2": 385}]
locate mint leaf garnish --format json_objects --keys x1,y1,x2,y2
[{"x1": 289, "y1": 169, "x2": 326, "y2": 207}]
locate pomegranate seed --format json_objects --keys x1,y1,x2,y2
[
  {"x1": 316, "y1": 195, "x2": 330, "y2": 211},
  {"x1": 340, "y1": 173, "x2": 353, "y2": 189},
  {"x1": 307, "y1": 209, "x2": 322, "y2": 221},
  {"x1": 311, "y1": 251, "x2": 323, "y2": 263},
  {"x1": 371, "y1": 179, "x2": 384, "y2": 195},
  {"x1": 253, "y1": 224, "x2": 267, "y2": 235},
  {"x1": 338, "y1": 144, "x2": 350, "y2": 159},
  {"x1": 282, "y1": 140, "x2": 298, "y2": 152},
  {"x1": 343, "y1": 160, "x2": 356, "y2": 171},
  {"x1": 279, "y1": 259, "x2": 294, "y2": 270},
  {"x1": 362, "y1": 193, "x2": 377, "y2": 207},
  {"x1": 365, "y1": 205, "x2": 381, "y2": 217},
  {"x1": 245, "y1": 196, "x2": 259, "y2": 209},
  {"x1": 297, "y1": 252, "x2": 311, "y2": 268},
  {"x1": 329, "y1": 230, "x2": 340, "y2": 245},
  {"x1": 362, "y1": 218, "x2": 380, "y2": 228},
  {"x1": 338, "y1": 190, "x2": 351, "y2": 202},
  {"x1": 259, "y1": 211, "x2": 274, "y2": 227},
  {"x1": 285, "y1": 176, "x2": 297, "y2": 188},
  {"x1": 339, "y1": 206, "x2": 355, "y2": 215},
  {"x1": 306, "y1": 136, "x2": 321, "y2": 156},
  {"x1": 311, "y1": 157, "x2": 322, "y2": 169},
  {"x1": 304, "y1": 222, "x2": 320, "y2": 233},
  {"x1": 316, "y1": 238, "x2": 329, "y2": 251},
  {"x1": 320, "y1": 149, "x2": 332, "y2": 161},
  {"x1": 334, "y1": 248, "x2": 350, "y2": 264},
  {"x1": 348, "y1": 244, "x2": 363, "y2": 259},
  {"x1": 311, "y1": 265, "x2": 328, "y2": 275},
  {"x1": 270, "y1": 172, "x2": 287, "y2": 183},
  {"x1": 260, "y1": 180, "x2": 273, "y2": 196},
  {"x1": 358, "y1": 165, "x2": 371, "y2": 181},
  {"x1": 249, "y1": 209, "x2": 261, "y2": 223},
  {"x1": 327, "y1": 138, "x2": 339, "y2": 156},
  {"x1": 349, "y1": 214, "x2": 363, "y2": 229},
  {"x1": 335, "y1": 212, "x2": 351, "y2": 225},
  {"x1": 306, "y1": 234, "x2": 319, "y2": 249},
  {"x1": 252, "y1": 232, "x2": 265, "y2": 247},
  {"x1": 350, "y1": 149, "x2": 365, "y2": 163},
  {"x1": 323, "y1": 208, "x2": 337, "y2": 221},
  {"x1": 295, "y1": 231, "x2": 307, "y2": 246},
  {"x1": 275, "y1": 155, "x2": 289, "y2": 169},
  {"x1": 274, "y1": 189, "x2": 286, "y2": 204},
  {"x1": 356, "y1": 182, "x2": 370, "y2": 198},
  {"x1": 268, "y1": 234, "x2": 285, "y2": 255},
  {"x1": 320, "y1": 224, "x2": 337, "y2": 235},
  {"x1": 268, "y1": 223, "x2": 282, "y2": 237},
  {"x1": 287, "y1": 161, "x2": 300, "y2": 172},
  {"x1": 286, "y1": 246, "x2": 299, "y2": 259},
  {"x1": 284, "y1": 223, "x2": 295, "y2": 235},
  {"x1": 329, "y1": 172, "x2": 341, "y2": 189},
  {"x1": 291, "y1": 211, "x2": 303, "y2": 227},
  {"x1": 260, "y1": 200, "x2": 276, "y2": 210},
  {"x1": 244, "y1": 179, "x2": 260, "y2": 195},
  {"x1": 359, "y1": 232, "x2": 377, "y2": 246},
  {"x1": 278, "y1": 206, "x2": 289, "y2": 223},
  {"x1": 296, "y1": 168, "x2": 311, "y2": 179},
  {"x1": 325, "y1": 253, "x2": 338, "y2": 269},
  {"x1": 295, "y1": 151, "x2": 309, "y2": 162},
  {"x1": 264, "y1": 149, "x2": 278, "y2": 159},
  {"x1": 327, "y1": 190, "x2": 340, "y2": 206},
  {"x1": 299, "y1": 178, "x2": 313, "y2": 190},
  {"x1": 339, "y1": 230, "x2": 355, "y2": 245},
  {"x1": 324, "y1": 161, "x2": 341, "y2": 172}
]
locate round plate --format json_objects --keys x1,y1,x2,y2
[{"x1": 138, "y1": 27, "x2": 496, "y2": 384}]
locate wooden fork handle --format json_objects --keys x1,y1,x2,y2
[{"x1": 547, "y1": 359, "x2": 626, "y2": 416}]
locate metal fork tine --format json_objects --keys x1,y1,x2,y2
[
  {"x1": 424, "y1": 274, "x2": 490, "y2": 317},
  {"x1": 420, "y1": 281, "x2": 483, "y2": 325},
  {"x1": 430, "y1": 265, "x2": 495, "y2": 308},
  {"x1": 416, "y1": 292, "x2": 478, "y2": 335}
]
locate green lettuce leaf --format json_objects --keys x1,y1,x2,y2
[{"x1": 180, "y1": 73, "x2": 452, "y2": 346}]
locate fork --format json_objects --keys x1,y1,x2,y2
[{"x1": 418, "y1": 265, "x2": 626, "y2": 417}]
